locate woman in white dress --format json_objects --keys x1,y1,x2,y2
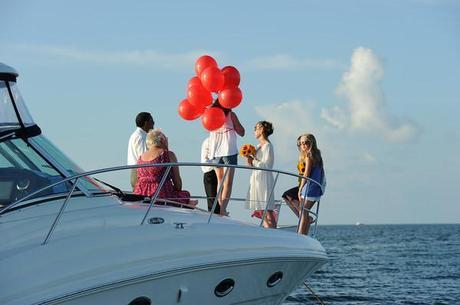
[{"x1": 245, "y1": 121, "x2": 277, "y2": 228}]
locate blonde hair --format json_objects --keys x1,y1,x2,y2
[
  {"x1": 298, "y1": 133, "x2": 322, "y2": 167},
  {"x1": 146, "y1": 129, "x2": 168, "y2": 149}
]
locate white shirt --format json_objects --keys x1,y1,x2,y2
[
  {"x1": 208, "y1": 113, "x2": 238, "y2": 159},
  {"x1": 201, "y1": 138, "x2": 215, "y2": 173},
  {"x1": 127, "y1": 127, "x2": 148, "y2": 165}
]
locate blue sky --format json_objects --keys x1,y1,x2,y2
[{"x1": 1, "y1": 0, "x2": 459, "y2": 224}]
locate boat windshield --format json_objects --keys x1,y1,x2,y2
[
  {"x1": 0, "y1": 81, "x2": 34, "y2": 130},
  {"x1": 1, "y1": 76, "x2": 106, "y2": 208},
  {"x1": 0, "y1": 135, "x2": 105, "y2": 207}
]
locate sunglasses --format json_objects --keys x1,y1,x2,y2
[{"x1": 297, "y1": 141, "x2": 309, "y2": 147}]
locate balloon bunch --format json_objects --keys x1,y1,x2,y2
[
  {"x1": 178, "y1": 55, "x2": 243, "y2": 131},
  {"x1": 239, "y1": 144, "x2": 256, "y2": 158}
]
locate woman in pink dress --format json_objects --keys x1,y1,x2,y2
[{"x1": 134, "y1": 129, "x2": 194, "y2": 205}]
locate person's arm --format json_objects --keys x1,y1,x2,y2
[
  {"x1": 201, "y1": 139, "x2": 210, "y2": 163},
  {"x1": 168, "y1": 151, "x2": 182, "y2": 191},
  {"x1": 230, "y1": 112, "x2": 245, "y2": 137},
  {"x1": 252, "y1": 144, "x2": 274, "y2": 169},
  {"x1": 298, "y1": 157, "x2": 312, "y2": 199}
]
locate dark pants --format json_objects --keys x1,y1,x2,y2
[{"x1": 203, "y1": 170, "x2": 219, "y2": 214}]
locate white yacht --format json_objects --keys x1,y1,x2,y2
[{"x1": 0, "y1": 63, "x2": 327, "y2": 305}]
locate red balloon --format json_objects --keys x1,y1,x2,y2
[
  {"x1": 178, "y1": 99, "x2": 204, "y2": 120},
  {"x1": 200, "y1": 66, "x2": 224, "y2": 93},
  {"x1": 222, "y1": 66, "x2": 240, "y2": 87},
  {"x1": 187, "y1": 85, "x2": 213, "y2": 108},
  {"x1": 195, "y1": 55, "x2": 218, "y2": 76},
  {"x1": 202, "y1": 107, "x2": 226, "y2": 131},
  {"x1": 187, "y1": 76, "x2": 202, "y2": 89},
  {"x1": 218, "y1": 87, "x2": 243, "y2": 109}
]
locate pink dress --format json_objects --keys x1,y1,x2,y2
[{"x1": 134, "y1": 151, "x2": 191, "y2": 204}]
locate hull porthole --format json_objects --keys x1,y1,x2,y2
[
  {"x1": 214, "y1": 278, "x2": 235, "y2": 297},
  {"x1": 128, "y1": 296, "x2": 151, "y2": 305},
  {"x1": 267, "y1": 271, "x2": 283, "y2": 287}
]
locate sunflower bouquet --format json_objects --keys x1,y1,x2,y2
[
  {"x1": 297, "y1": 161, "x2": 306, "y2": 175},
  {"x1": 239, "y1": 144, "x2": 256, "y2": 158},
  {"x1": 297, "y1": 161, "x2": 306, "y2": 185}
]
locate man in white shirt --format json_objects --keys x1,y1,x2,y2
[
  {"x1": 201, "y1": 137, "x2": 219, "y2": 213},
  {"x1": 127, "y1": 112, "x2": 154, "y2": 189}
]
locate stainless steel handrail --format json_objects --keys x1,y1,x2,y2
[
  {"x1": 42, "y1": 177, "x2": 79, "y2": 245},
  {"x1": 1, "y1": 162, "x2": 324, "y2": 214},
  {"x1": 141, "y1": 166, "x2": 171, "y2": 225},
  {"x1": 0, "y1": 162, "x2": 325, "y2": 240},
  {"x1": 207, "y1": 167, "x2": 230, "y2": 224},
  {"x1": 259, "y1": 172, "x2": 279, "y2": 228}
]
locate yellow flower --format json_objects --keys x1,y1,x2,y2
[
  {"x1": 297, "y1": 161, "x2": 306, "y2": 175},
  {"x1": 239, "y1": 144, "x2": 256, "y2": 158}
]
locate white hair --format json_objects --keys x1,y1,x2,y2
[{"x1": 146, "y1": 129, "x2": 167, "y2": 149}]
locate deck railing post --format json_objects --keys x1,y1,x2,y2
[
  {"x1": 259, "y1": 172, "x2": 279, "y2": 228},
  {"x1": 312, "y1": 201, "x2": 320, "y2": 237},
  {"x1": 141, "y1": 166, "x2": 171, "y2": 225},
  {"x1": 296, "y1": 177, "x2": 309, "y2": 234},
  {"x1": 208, "y1": 166, "x2": 229, "y2": 224},
  {"x1": 42, "y1": 177, "x2": 79, "y2": 245}
]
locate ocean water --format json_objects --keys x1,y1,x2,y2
[{"x1": 283, "y1": 224, "x2": 460, "y2": 305}]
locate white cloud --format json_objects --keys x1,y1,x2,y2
[
  {"x1": 362, "y1": 153, "x2": 377, "y2": 163},
  {"x1": 323, "y1": 47, "x2": 420, "y2": 143},
  {"x1": 253, "y1": 100, "x2": 345, "y2": 168},
  {"x1": 254, "y1": 100, "x2": 319, "y2": 161},
  {"x1": 11, "y1": 44, "x2": 215, "y2": 69},
  {"x1": 252, "y1": 99, "x2": 393, "y2": 213},
  {"x1": 247, "y1": 54, "x2": 343, "y2": 70},
  {"x1": 320, "y1": 106, "x2": 347, "y2": 130}
]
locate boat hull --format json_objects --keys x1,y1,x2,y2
[
  {"x1": 0, "y1": 196, "x2": 327, "y2": 305},
  {"x1": 31, "y1": 257, "x2": 324, "y2": 305}
]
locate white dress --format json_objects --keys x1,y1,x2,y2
[{"x1": 245, "y1": 142, "x2": 276, "y2": 211}]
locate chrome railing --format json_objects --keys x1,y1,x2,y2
[{"x1": 0, "y1": 162, "x2": 324, "y2": 244}]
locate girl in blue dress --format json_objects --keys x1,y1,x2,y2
[{"x1": 294, "y1": 134, "x2": 325, "y2": 235}]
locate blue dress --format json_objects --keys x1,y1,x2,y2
[{"x1": 300, "y1": 165, "x2": 324, "y2": 200}]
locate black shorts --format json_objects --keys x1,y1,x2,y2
[{"x1": 282, "y1": 186, "x2": 299, "y2": 200}]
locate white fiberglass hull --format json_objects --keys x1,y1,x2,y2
[
  {"x1": 22, "y1": 258, "x2": 323, "y2": 305},
  {"x1": 0, "y1": 195, "x2": 327, "y2": 305}
]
